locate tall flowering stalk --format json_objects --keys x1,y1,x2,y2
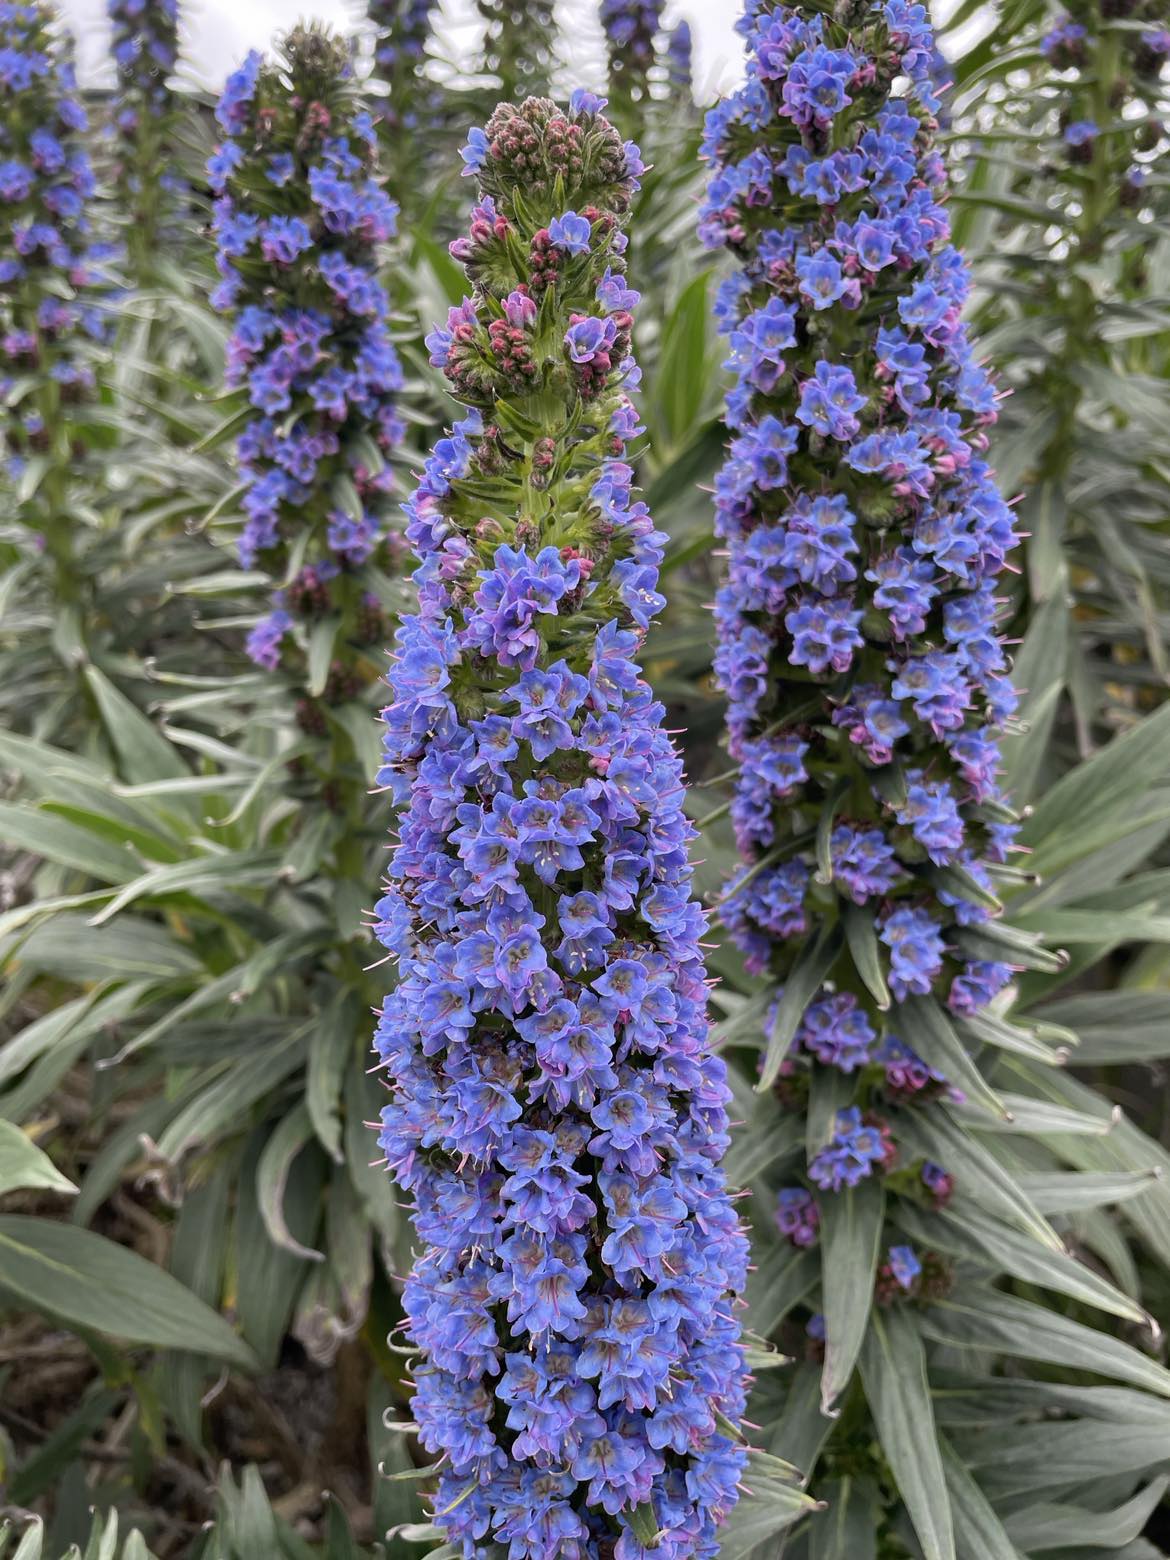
[
  {"x1": 374, "y1": 94, "x2": 750, "y2": 1558},
  {"x1": 699, "y1": 2, "x2": 1170, "y2": 1546},
  {"x1": 703, "y1": 0, "x2": 1021, "y2": 1104},
  {"x1": 207, "y1": 26, "x2": 404, "y2": 781},
  {"x1": 0, "y1": 0, "x2": 109, "y2": 611},
  {"x1": 477, "y1": 0, "x2": 556, "y2": 101},
  {"x1": 703, "y1": 0, "x2": 1021, "y2": 1432},
  {"x1": 601, "y1": 0, "x2": 665, "y2": 128},
  {"x1": 106, "y1": 0, "x2": 184, "y2": 268},
  {"x1": 368, "y1": 0, "x2": 437, "y2": 137}
]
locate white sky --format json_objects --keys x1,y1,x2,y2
[{"x1": 58, "y1": 0, "x2": 748, "y2": 100}]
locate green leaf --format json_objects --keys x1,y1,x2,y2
[
  {"x1": 345, "y1": 1055, "x2": 400, "y2": 1242},
  {"x1": 0, "y1": 1216, "x2": 256, "y2": 1369},
  {"x1": 1016, "y1": 1169, "x2": 1161, "y2": 1213},
  {"x1": 898, "y1": 1202, "x2": 1147, "y2": 1324},
  {"x1": 898, "y1": 997, "x2": 1010, "y2": 1120},
  {"x1": 0, "y1": 1120, "x2": 76, "y2": 1197},
  {"x1": 87, "y1": 847, "x2": 281, "y2": 926},
  {"x1": 744, "y1": 1245, "x2": 819, "y2": 1339},
  {"x1": 0, "y1": 800, "x2": 139, "y2": 883},
  {"x1": 953, "y1": 1416, "x2": 1170, "y2": 1497},
  {"x1": 1003, "y1": 1478, "x2": 1168, "y2": 1554},
  {"x1": 13, "y1": 914, "x2": 199, "y2": 982},
  {"x1": 234, "y1": 1130, "x2": 322, "y2": 1368},
  {"x1": 156, "y1": 1024, "x2": 311, "y2": 1166},
  {"x1": 654, "y1": 272, "x2": 717, "y2": 447},
  {"x1": 940, "y1": 1440, "x2": 1025, "y2": 1560},
  {"x1": 860, "y1": 1307, "x2": 955, "y2": 1560},
  {"x1": 307, "y1": 993, "x2": 352, "y2": 1165},
  {"x1": 820, "y1": 1178, "x2": 884, "y2": 1414},
  {"x1": 999, "y1": 589, "x2": 1067, "y2": 802},
  {"x1": 844, "y1": 904, "x2": 890, "y2": 1010},
  {"x1": 257, "y1": 1105, "x2": 325, "y2": 1262},
  {"x1": 162, "y1": 1169, "x2": 234, "y2": 1447},
  {"x1": 710, "y1": 1452, "x2": 821, "y2": 1560},
  {"x1": 911, "y1": 1108, "x2": 1063, "y2": 1250},
  {"x1": 16, "y1": 454, "x2": 47, "y2": 505},
  {"x1": 920, "y1": 1289, "x2": 1170, "y2": 1397},
  {"x1": 951, "y1": 1092, "x2": 1116, "y2": 1137},
  {"x1": 1030, "y1": 989, "x2": 1170, "y2": 1063},
  {"x1": 726, "y1": 1102, "x2": 801, "y2": 1185},
  {"x1": 1022, "y1": 703, "x2": 1170, "y2": 876},
  {"x1": 84, "y1": 665, "x2": 189, "y2": 788},
  {"x1": 307, "y1": 615, "x2": 341, "y2": 698},
  {"x1": 807, "y1": 1477, "x2": 879, "y2": 1560},
  {"x1": 0, "y1": 984, "x2": 150, "y2": 1121},
  {"x1": 757, "y1": 919, "x2": 843, "y2": 1091}
]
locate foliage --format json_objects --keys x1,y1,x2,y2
[{"x1": 0, "y1": 0, "x2": 1168, "y2": 1554}]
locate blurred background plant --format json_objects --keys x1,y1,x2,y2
[{"x1": 0, "y1": 0, "x2": 1168, "y2": 1554}]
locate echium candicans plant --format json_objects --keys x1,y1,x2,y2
[
  {"x1": 476, "y1": 0, "x2": 556, "y2": 102},
  {"x1": 962, "y1": 1, "x2": 1170, "y2": 704},
  {"x1": 373, "y1": 93, "x2": 754, "y2": 1558},
  {"x1": 208, "y1": 26, "x2": 405, "y2": 814},
  {"x1": 700, "y1": 0, "x2": 1170, "y2": 1549},
  {"x1": 0, "y1": 0, "x2": 110, "y2": 638},
  {"x1": 106, "y1": 0, "x2": 185, "y2": 269},
  {"x1": 601, "y1": 0, "x2": 665, "y2": 129}
]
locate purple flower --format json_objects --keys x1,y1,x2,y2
[
  {"x1": 799, "y1": 992, "x2": 876, "y2": 1071},
  {"x1": 776, "y1": 1186, "x2": 820, "y2": 1246},
  {"x1": 809, "y1": 1106, "x2": 891, "y2": 1191},
  {"x1": 565, "y1": 314, "x2": 617, "y2": 363},
  {"x1": 601, "y1": 0, "x2": 664, "y2": 111}
]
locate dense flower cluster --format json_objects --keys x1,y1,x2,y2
[
  {"x1": 374, "y1": 94, "x2": 749, "y2": 1560},
  {"x1": 106, "y1": 0, "x2": 185, "y2": 257},
  {"x1": 208, "y1": 26, "x2": 404, "y2": 713},
  {"x1": 0, "y1": 0, "x2": 108, "y2": 477},
  {"x1": 368, "y1": 0, "x2": 437, "y2": 135},
  {"x1": 702, "y1": 0, "x2": 1021, "y2": 1300},
  {"x1": 602, "y1": 0, "x2": 665, "y2": 119}
]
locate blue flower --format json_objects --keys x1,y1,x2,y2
[
  {"x1": 887, "y1": 1244, "x2": 921, "y2": 1290},
  {"x1": 796, "y1": 360, "x2": 867, "y2": 439},
  {"x1": 460, "y1": 125, "x2": 489, "y2": 174},
  {"x1": 549, "y1": 210, "x2": 593, "y2": 254}
]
